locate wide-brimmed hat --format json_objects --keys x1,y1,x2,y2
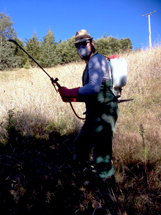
[{"x1": 74, "y1": 29, "x2": 93, "y2": 44}]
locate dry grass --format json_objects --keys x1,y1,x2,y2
[
  {"x1": 0, "y1": 45, "x2": 161, "y2": 214},
  {"x1": 0, "y1": 62, "x2": 86, "y2": 138},
  {"x1": 113, "y1": 46, "x2": 161, "y2": 167},
  {"x1": 112, "y1": 46, "x2": 161, "y2": 214}
]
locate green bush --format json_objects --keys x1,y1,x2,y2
[{"x1": 23, "y1": 60, "x2": 30, "y2": 69}]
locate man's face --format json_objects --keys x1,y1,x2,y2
[{"x1": 75, "y1": 40, "x2": 93, "y2": 60}]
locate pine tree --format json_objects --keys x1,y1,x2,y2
[
  {"x1": 94, "y1": 36, "x2": 132, "y2": 57},
  {"x1": 94, "y1": 37, "x2": 112, "y2": 56},
  {"x1": 14, "y1": 38, "x2": 27, "y2": 67},
  {"x1": 108, "y1": 37, "x2": 122, "y2": 54},
  {"x1": 53, "y1": 36, "x2": 80, "y2": 65},
  {"x1": 39, "y1": 29, "x2": 57, "y2": 67},
  {"x1": 120, "y1": 38, "x2": 133, "y2": 51},
  {"x1": 0, "y1": 13, "x2": 21, "y2": 70},
  {"x1": 25, "y1": 32, "x2": 41, "y2": 67}
]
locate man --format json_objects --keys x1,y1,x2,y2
[{"x1": 58, "y1": 29, "x2": 119, "y2": 182}]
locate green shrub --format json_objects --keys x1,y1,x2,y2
[{"x1": 23, "y1": 61, "x2": 30, "y2": 69}]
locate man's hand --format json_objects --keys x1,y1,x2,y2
[{"x1": 58, "y1": 87, "x2": 80, "y2": 102}]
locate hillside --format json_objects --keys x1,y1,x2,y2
[{"x1": 0, "y1": 46, "x2": 161, "y2": 214}]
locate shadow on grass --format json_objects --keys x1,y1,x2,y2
[
  {"x1": 0, "y1": 123, "x2": 84, "y2": 214},
  {"x1": 0, "y1": 113, "x2": 161, "y2": 215},
  {"x1": 0, "y1": 113, "x2": 105, "y2": 215}
]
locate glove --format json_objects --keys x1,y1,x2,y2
[{"x1": 58, "y1": 87, "x2": 80, "y2": 102}]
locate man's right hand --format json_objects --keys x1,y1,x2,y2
[{"x1": 58, "y1": 87, "x2": 80, "y2": 102}]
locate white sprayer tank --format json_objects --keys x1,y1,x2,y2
[{"x1": 110, "y1": 58, "x2": 127, "y2": 97}]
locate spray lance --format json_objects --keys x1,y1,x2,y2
[
  {"x1": 8, "y1": 39, "x2": 85, "y2": 120},
  {"x1": 8, "y1": 39, "x2": 61, "y2": 91}
]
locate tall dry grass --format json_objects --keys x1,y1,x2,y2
[
  {"x1": 0, "y1": 46, "x2": 161, "y2": 162},
  {"x1": 0, "y1": 45, "x2": 161, "y2": 214},
  {"x1": 112, "y1": 46, "x2": 161, "y2": 214},
  {"x1": 0, "y1": 62, "x2": 86, "y2": 139},
  {"x1": 113, "y1": 46, "x2": 161, "y2": 166}
]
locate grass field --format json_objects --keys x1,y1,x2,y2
[{"x1": 0, "y1": 45, "x2": 161, "y2": 214}]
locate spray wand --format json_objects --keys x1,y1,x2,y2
[
  {"x1": 8, "y1": 39, "x2": 61, "y2": 91},
  {"x1": 8, "y1": 39, "x2": 85, "y2": 120}
]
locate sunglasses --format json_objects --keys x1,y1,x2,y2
[{"x1": 75, "y1": 40, "x2": 91, "y2": 49}]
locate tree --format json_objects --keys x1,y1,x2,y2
[
  {"x1": 103, "y1": 33, "x2": 107, "y2": 38},
  {"x1": 94, "y1": 37, "x2": 112, "y2": 56},
  {"x1": 120, "y1": 38, "x2": 133, "y2": 52},
  {"x1": 25, "y1": 32, "x2": 41, "y2": 67},
  {"x1": 52, "y1": 36, "x2": 80, "y2": 65},
  {"x1": 108, "y1": 37, "x2": 122, "y2": 54},
  {"x1": 94, "y1": 36, "x2": 132, "y2": 57},
  {"x1": 0, "y1": 13, "x2": 21, "y2": 70},
  {"x1": 14, "y1": 38, "x2": 27, "y2": 67},
  {"x1": 0, "y1": 13, "x2": 16, "y2": 42},
  {"x1": 39, "y1": 29, "x2": 57, "y2": 67}
]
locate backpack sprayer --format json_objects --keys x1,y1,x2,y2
[
  {"x1": 8, "y1": 39, "x2": 85, "y2": 120},
  {"x1": 106, "y1": 55, "x2": 133, "y2": 104}
]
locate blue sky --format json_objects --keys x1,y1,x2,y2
[{"x1": 1, "y1": 0, "x2": 161, "y2": 50}]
